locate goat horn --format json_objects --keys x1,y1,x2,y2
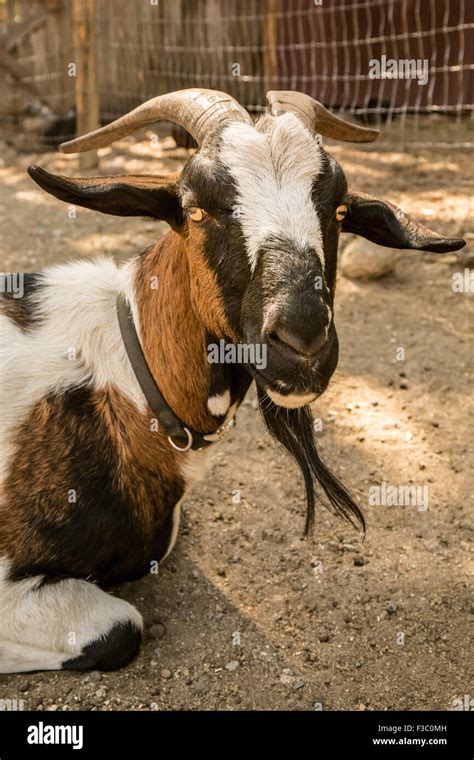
[
  {"x1": 60, "y1": 89, "x2": 252, "y2": 153},
  {"x1": 266, "y1": 90, "x2": 379, "y2": 143}
]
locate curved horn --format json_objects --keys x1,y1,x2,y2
[
  {"x1": 266, "y1": 90, "x2": 379, "y2": 143},
  {"x1": 60, "y1": 89, "x2": 252, "y2": 153}
]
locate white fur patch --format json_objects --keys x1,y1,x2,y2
[
  {"x1": 219, "y1": 113, "x2": 324, "y2": 271},
  {"x1": 0, "y1": 257, "x2": 147, "y2": 488},
  {"x1": 207, "y1": 390, "x2": 231, "y2": 416},
  {"x1": 0, "y1": 557, "x2": 142, "y2": 673},
  {"x1": 266, "y1": 388, "x2": 317, "y2": 409}
]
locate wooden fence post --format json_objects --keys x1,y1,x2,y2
[
  {"x1": 72, "y1": 0, "x2": 100, "y2": 169},
  {"x1": 263, "y1": 0, "x2": 279, "y2": 93}
]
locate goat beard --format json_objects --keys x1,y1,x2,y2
[{"x1": 257, "y1": 387, "x2": 365, "y2": 537}]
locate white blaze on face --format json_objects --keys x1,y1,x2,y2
[{"x1": 219, "y1": 113, "x2": 325, "y2": 271}]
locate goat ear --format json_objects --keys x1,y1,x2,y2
[
  {"x1": 27, "y1": 166, "x2": 183, "y2": 226},
  {"x1": 342, "y1": 192, "x2": 465, "y2": 253}
]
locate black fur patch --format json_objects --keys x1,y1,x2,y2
[
  {"x1": 0, "y1": 272, "x2": 43, "y2": 331},
  {"x1": 181, "y1": 153, "x2": 250, "y2": 337},
  {"x1": 206, "y1": 330, "x2": 231, "y2": 418},
  {"x1": 62, "y1": 620, "x2": 142, "y2": 671},
  {"x1": 7, "y1": 385, "x2": 182, "y2": 586}
]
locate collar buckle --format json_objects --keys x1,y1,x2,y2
[
  {"x1": 203, "y1": 417, "x2": 236, "y2": 443},
  {"x1": 167, "y1": 427, "x2": 193, "y2": 452}
]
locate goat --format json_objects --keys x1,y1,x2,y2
[{"x1": 0, "y1": 89, "x2": 465, "y2": 673}]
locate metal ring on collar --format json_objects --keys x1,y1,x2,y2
[{"x1": 168, "y1": 427, "x2": 193, "y2": 452}]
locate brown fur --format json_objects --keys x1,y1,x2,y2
[
  {"x1": 0, "y1": 298, "x2": 31, "y2": 331},
  {"x1": 0, "y1": 382, "x2": 185, "y2": 583},
  {"x1": 135, "y1": 229, "x2": 234, "y2": 433}
]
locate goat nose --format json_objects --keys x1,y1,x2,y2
[{"x1": 267, "y1": 322, "x2": 328, "y2": 359}]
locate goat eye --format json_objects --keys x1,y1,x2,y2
[
  {"x1": 187, "y1": 207, "x2": 206, "y2": 222},
  {"x1": 335, "y1": 204, "x2": 348, "y2": 222}
]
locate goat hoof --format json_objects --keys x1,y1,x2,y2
[{"x1": 62, "y1": 620, "x2": 142, "y2": 671}]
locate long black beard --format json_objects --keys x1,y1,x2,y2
[{"x1": 257, "y1": 387, "x2": 365, "y2": 537}]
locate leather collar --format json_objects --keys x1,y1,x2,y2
[{"x1": 116, "y1": 294, "x2": 235, "y2": 452}]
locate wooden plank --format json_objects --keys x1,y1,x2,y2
[
  {"x1": 72, "y1": 0, "x2": 100, "y2": 169},
  {"x1": 263, "y1": 0, "x2": 279, "y2": 93}
]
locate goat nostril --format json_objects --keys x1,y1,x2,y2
[
  {"x1": 267, "y1": 326, "x2": 327, "y2": 360},
  {"x1": 268, "y1": 331, "x2": 281, "y2": 345}
]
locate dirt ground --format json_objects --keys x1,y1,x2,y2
[{"x1": 0, "y1": 119, "x2": 473, "y2": 711}]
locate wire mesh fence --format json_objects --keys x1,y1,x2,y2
[{"x1": 1, "y1": 0, "x2": 473, "y2": 150}]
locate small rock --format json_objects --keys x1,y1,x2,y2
[
  {"x1": 342, "y1": 543, "x2": 358, "y2": 552},
  {"x1": 353, "y1": 556, "x2": 366, "y2": 566},
  {"x1": 161, "y1": 669, "x2": 172, "y2": 680},
  {"x1": 318, "y1": 632, "x2": 330, "y2": 642},
  {"x1": 340, "y1": 238, "x2": 399, "y2": 280},
  {"x1": 225, "y1": 660, "x2": 239, "y2": 672},
  {"x1": 193, "y1": 674, "x2": 211, "y2": 695},
  {"x1": 292, "y1": 680, "x2": 305, "y2": 690},
  {"x1": 149, "y1": 622, "x2": 166, "y2": 640},
  {"x1": 18, "y1": 681, "x2": 30, "y2": 693},
  {"x1": 386, "y1": 601, "x2": 398, "y2": 615}
]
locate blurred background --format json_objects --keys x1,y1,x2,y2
[{"x1": 1, "y1": 0, "x2": 473, "y2": 152}]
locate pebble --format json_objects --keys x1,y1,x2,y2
[
  {"x1": 193, "y1": 674, "x2": 212, "y2": 695},
  {"x1": 353, "y1": 556, "x2": 366, "y2": 566},
  {"x1": 149, "y1": 622, "x2": 166, "y2": 639},
  {"x1": 292, "y1": 681, "x2": 305, "y2": 690},
  {"x1": 161, "y1": 669, "x2": 172, "y2": 680},
  {"x1": 318, "y1": 632, "x2": 330, "y2": 642},
  {"x1": 225, "y1": 660, "x2": 239, "y2": 672},
  {"x1": 386, "y1": 601, "x2": 398, "y2": 615},
  {"x1": 340, "y1": 238, "x2": 399, "y2": 280},
  {"x1": 18, "y1": 681, "x2": 30, "y2": 693}
]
